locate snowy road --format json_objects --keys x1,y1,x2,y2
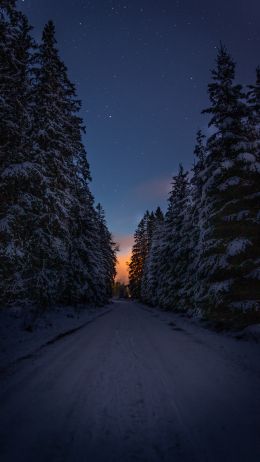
[{"x1": 0, "y1": 301, "x2": 260, "y2": 462}]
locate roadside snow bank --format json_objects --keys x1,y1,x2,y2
[
  {"x1": 240, "y1": 324, "x2": 260, "y2": 342},
  {"x1": 0, "y1": 305, "x2": 111, "y2": 371},
  {"x1": 140, "y1": 304, "x2": 260, "y2": 378}
]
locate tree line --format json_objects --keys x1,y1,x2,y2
[
  {"x1": 0, "y1": 1, "x2": 117, "y2": 309},
  {"x1": 129, "y1": 45, "x2": 260, "y2": 321}
]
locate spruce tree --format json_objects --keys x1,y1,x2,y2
[
  {"x1": 187, "y1": 130, "x2": 207, "y2": 310},
  {"x1": 198, "y1": 45, "x2": 260, "y2": 314},
  {"x1": 141, "y1": 207, "x2": 164, "y2": 305},
  {"x1": 30, "y1": 21, "x2": 111, "y2": 307},
  {"x1": 0, "y1": 1, "x2": 37, "y2": 306},
  {"x1": 129, "y1": 211, "x2": 152, "y2": 299},
  {"x1": 129, "y1": 219, "x2": 145, "y2": 299},
  {"x1": 95, "y1": 203, "x2": 117, "y2": 303},
  {"x1": 0, "y1": 7, "x2": 116, "y2": 309},
  {"x1": 246, "y1": 67, "x2": 260, "y2": 152},
  {"x1": 64, "y1": 187, "x2": 99, "y2": 306},
  {"x1": 157, "y1": 164, "x2": 190, "y2": 310},
  {"x1": 242, "y1": 67, "x2": 260, "y2": 306},
  {"x1": 27, "y1": 20, "x2": 78, "y2": 305}
]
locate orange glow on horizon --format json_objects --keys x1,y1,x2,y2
[
  {"x1": 116, "y1": 251, "x2": 131, "y2": 284},
  {"x1": 114, "y1": 234, "x2": 134, "y2": 285}
]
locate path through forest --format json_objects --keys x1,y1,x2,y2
[{"x1": 0, "y1": 300, "x2": 260, "y2": 461}]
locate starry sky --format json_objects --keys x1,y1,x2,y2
[{"x1": 19, "y1": 0, "x2": 260, "y2": 282}]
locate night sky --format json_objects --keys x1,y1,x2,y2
[{"x1": 19, "y1": 0, "x2": 260, "y2": 281}]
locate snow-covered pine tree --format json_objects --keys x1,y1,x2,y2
[
  {"x1": 155, "y1": 190, "x2": 176, "y2": 309},
  {"x1": 186, "y1": 130, "x2": 207, "y2": 310},
  {"x1": 246, "y1": 68, "x2": 260, "y2": 176},
  {"x1": 247, "y1": 67, "x2": 260, "y2": 151},
  {"x1": 242, "y1": 67, "x2": 260, "y2": 308},
  {"x1": 141, "y1": 207, "x2": 164, "y2": 305},
  {"x1": 193, "y1": 130, "x2": 207, "y2": 196},
  {"x1": 95, "y1": 203, "x2": 117, "y2": 303},
  {"x1": 0, "y1": 1, "x2": 37, "y2": 307},
  {"x1": 198, "y1": 44, "x2": 260, "y2": 316},
  {"x1": 0, "y1": 7, "x2": 117, "y2": 309},
  {"x1": 129, "y1": 211, "x2": 152, "y2": 299},
  {"x1": 30, "y1": 21, "x2": 110, "y2": 307},
  {"x1": 156, "y1": 164, "x2": 190, "y2": 310},
  {"x1": 63, "y1": 186, "x2": 100, "y2": 306},
  {"x1": 26, "y1": 20, "x2": 78, "y2": 306},
  {"x1": 129, "y1": 218, "x2": 146, "y2": 299}
]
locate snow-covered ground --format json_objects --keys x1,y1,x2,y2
[
  {"x1": 0, "y1": 304, "x2": 111, "y2": 371},
  {"x1": 141, "y1": 304, "x2": 260, "y2": 377},
  {"x1": 143, "y1": 303, "x2": 260, "y2": 341},
  {"x1": 0, "y1": 300, "x2": 260, "y2": 462}
]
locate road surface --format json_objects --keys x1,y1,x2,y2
[{"x1": 0, "y1": 301, "x2": 260, "y2": 461}]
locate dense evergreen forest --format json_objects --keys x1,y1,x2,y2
[
  {"x1": 0, "y1": 1, "x2": 117, "y2": 309},
  {"x1": 129, "y1": 46, "x2": 260, "y2": 324}
]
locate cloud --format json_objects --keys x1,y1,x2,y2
[
  {"x1": 114, "y1": 234, "x2": 134, "y2": 251},
  {"x1": 133, "y1": 176, "x2": 172, "y2": 202}
]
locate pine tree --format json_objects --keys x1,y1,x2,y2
[
  {"x1": 0, "y1": 1, "x2": 37, "y2": 306},
  {"x1": 198, "y1": 45, "x2": 260, "y2": 314},
  {"x1": 0, "y1": 7, "x2": 116, "y2": 309},
  {"x1": 30, "y1": 21, "x2": 112, "y2": 307},
  {"x1": 129, "y1": 211, "x2": 152, "y2": 299},
  {"x1": 129, "y1": 47, "x2": 259, "y2": 320},
  {"x1": 187, "y1": 130, "x2": 207, "y2": 310},
  {"x1": 157, "y1": 164, "x2": 190, "y2": 310},
  {"x1": 242, "y1": 67, "x2": 260, "y2": 305},
  {"x1": 246, "y1": 68, "x2": 260, "y2": 175},
  {"x1": 129, "y1": 218, "x2": 145, "y2": 299},
  {"x1": 141, "y1": 207, "x2": 164, "y2": 305},
  {"x1": 25, "y1": 20, "x2": 78, "y2": 305},
  {"x1": 246, "y1": 67, "x2": 260, "y2": 153},
  {"x1": 95, "y1": 203, "x2": 117, "y2": 303},
  {"x1": 63, "y1": 187, "x2": 99, "y2": 306}
]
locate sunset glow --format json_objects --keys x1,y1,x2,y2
[
  {"x1": 116, "y1": 252, "x2": 131, "y2": 284},
  {"x1": 114, "y1": 235, "x2": 134, "y2": 284}
]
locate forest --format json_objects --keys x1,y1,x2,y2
[
  {"x1": 0, "y1": 1, "x2": 259, "y2": 325},
  {"x1": 0, "y1": 1, "x2": 117, "y2": 310},
  {"x1": 1, "y1": 2, "x2": 260, "y2": 461},
  {"x1": 129, "y1": 46, "x2": 260, "y2": 326}
]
